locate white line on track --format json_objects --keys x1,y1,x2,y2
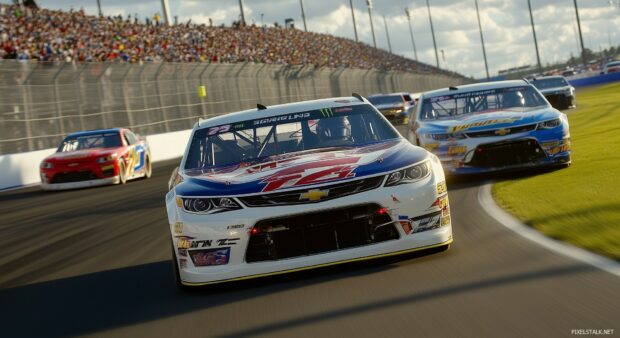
[{"x1": 478, "y1": 182, "x2": 620, "y2": 278}]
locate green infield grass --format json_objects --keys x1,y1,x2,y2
[{"x1": 492, "y1": 81, "x2": 620, "y2": 260}]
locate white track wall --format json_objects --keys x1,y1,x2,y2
[{"x1": 0, "y1": 130, "x2": 192, "y2": 190}]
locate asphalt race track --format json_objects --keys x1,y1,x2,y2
[{"x1": 0, "y1": 126, "x2": 618, "y2": 338}]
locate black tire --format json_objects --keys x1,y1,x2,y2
[
  {"x1": 118, "y1": 161, "x2": 127, "y2": 184},
  {"x1": 437, "y1": 243, "x2": 451, "y2": 252},
  {"x1": 144, "y1": 155, "x2": 152, "y2": 179}
]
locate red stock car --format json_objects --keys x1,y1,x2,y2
[{"x1": 40, "y1": 128, "x2": 152, "y2": 190}]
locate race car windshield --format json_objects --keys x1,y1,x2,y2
[
  {"x1": 419, "y1": 86, "x2": 548, "y2": 121},
  {"x1": 368, "y1": 95, "x2": 404, "y2": 105},
  {"x1": 184, "y1": 104, "x2": 400, "y2": 170},
  {"x1": 532, "y1": 78, "x2": 569, "y2": 89},
  {"x1": 57, "y1": 133, "x2": 122, "y2": 152}
]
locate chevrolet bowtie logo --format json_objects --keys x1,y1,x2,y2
[
  {"x1": 300, "y1": 189, "x2": 329, "y2": 201},
  {"x1": 495, "y1": 128, "x2": 510, "y2": 136}
]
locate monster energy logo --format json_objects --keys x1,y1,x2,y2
[{"x1": 320, "y1": 108, "x2": 334, "y2": 117}]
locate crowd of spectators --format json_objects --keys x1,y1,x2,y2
[{"x1": 0, "y1": 3, "x2": 448, "y2": 74}]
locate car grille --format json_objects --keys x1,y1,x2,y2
[
  {"x1": 51, "y1": 171, "x2": 97, "y2": 183},
  {"x1": 468, "y1": 139, "x2": 546, "y2": 168},
  {"x1": 465, "y1": 123, "x2": 537, "y2": 138},
  {"x1": 238, "y1": 176, "x2": 384, "y2": 207},
  {"x1": 245, "y1": 203, "x2": 399, "y2": 263}
]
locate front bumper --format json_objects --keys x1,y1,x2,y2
[
  {"x1": 421, "y1": 127, "x2": 571, "y2": 175},
  {"x1": 41, "y1": 176, "x2": 120, "y2": 190},
  {"x1": 168, "y1": 160, "x2": 452, "y2": 285},
  {"x1": 543, "y1": 93, "x2": 575, "y2": 109}
]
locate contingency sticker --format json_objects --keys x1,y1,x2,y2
[{"x1": 191, "y1": 247, "x2": 231, "y2": 267}]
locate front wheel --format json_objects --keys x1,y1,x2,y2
[
  {"x1": 118, "y1": 161, "x2": 127, "y2": 184},
  {"x1": 144, "y1": 155, "x2": 152, "y2": 179},
  {"x1": 171, "y1": 242, "x2": 193, "y2": 291}
]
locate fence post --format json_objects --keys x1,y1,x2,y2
[
  {"x1": 72, "y1": 63, "x2": 89, "y2": 131},
  {"x1": 52, "y1": 62, "x2": 69, "y2": 137},
  {"x1": 198, "y1": 62, "x2": 210, "y2": 118},
  {"x1": 97, "y1": 62, "x2": 113, "y2": 129},
  {"x1": 21, "y1": 63, "x2": 39, "y2": 151},
  {"x1": 154, "y1": 62, "x2": 169, "y2": 132},
  {"x1": 121, "y1": 64, "x2": 134, "y2": 129}
]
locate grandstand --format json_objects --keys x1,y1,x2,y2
[{"x1": 0, "y1": 3, "x2": 453, "y2": 75}]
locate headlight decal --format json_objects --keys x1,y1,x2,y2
[
  {"x1": 40, "y1": 162, "x2": 54, "y2": 169},
  {"x1": 537, "y1": 118, "x2": 561, "y2": 130},
  {"x1": 384, "y1": 161, "x2": 431, "y2": 187},
  {"x1": 180, "y1": 197, "x2": 243, "y2": 214}
]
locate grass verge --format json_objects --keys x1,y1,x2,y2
[{"x1": 492, "y1": 82, "x2": 620, "y2": 260}]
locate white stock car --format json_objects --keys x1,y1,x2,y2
[{"x1": 166, "y1": 95, "x2": 453, "y2": 288}]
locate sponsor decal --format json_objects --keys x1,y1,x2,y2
[
  {"x1": 398, "y1": 215, "x2": 412, "y2": 234},
  {"x1": 226, "y1": 224, "x2": 244, "y2": 230},
  {"x1": 179, "y1": 259, "x2": 187, "y2": 269},
  {"x1": 101, "y1": 164, "x2": 114, "y2": 171},
  {"x1": 424, "y1": 143, "x2": 439, "y2": 151},
  {"x1": 334, "y1": 100, "x2": 351, "y2": 103},
  {"x1": 177, "y1": 237, "x2": 192, "y2": 249},
  {"x1": 191, "y1": 247, "x2": 231, "y2": 267},
  {"x1": 547, "y1": 141, "x2": 571, "y2": 155},
  {"x1": 410, "y1": 211, "x2": 442, "y2": 233},
  {"x1": 391, "y1": 194, "x2": 401, "y2": 203},
  {"x1": 440, "y1": 196, "x2": 450, "y2": 217},
  {"x1": 68, "y1": 163, "x2": 79, "y2": 167},
  {"x1": 320, "y1": 108, "x2": 334, "y2": 117},
  {"x1": 178, "y1": 249, "x2": 188, "y2": 257},
  {"x1": 173, "y1": 222, "x2": 184, "y2": 235},
  {"x1": 188, "y1": 238, "x2": 240, "y2": 249},
  {"x1": 436, "y1": 181, "x2": 447, "y2": 195},
  {"x1": 260, "y1": 156, "x2": 360, "y2": 192},
  {"x1": 447, "y1": 117, "x2": 521, "y2": 133},
  {"x1": 299, "y1": 189, "x2": 329, "y2": 201},
  {"x1": 253, "y1": 112, "x2": 311, "y2": 127},
  {"x1": 207, "y1": 124, "x2": 231, "y2": 136},
  {"x1": 441, "y1": 214, "x2": 451, "y2": 226},
  {"x1": 494, "y1": 128, "x2": 510, "y2": 136},
  {"x1": 334, "y1": 107, "x2": 353, "y2": 113},
  {"x1": 447, "y1": 146, "x2": 467, "y2": 156}
]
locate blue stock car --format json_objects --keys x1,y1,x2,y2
[{"x1": 406, "y1": 80, "x2": 571, "y2": 175}]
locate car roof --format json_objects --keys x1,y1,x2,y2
[
  {"x1": 606, "y1": 61, "x2": 620, "y2": 66},
  {"x1": 368, "y1": 92, "x2": 410, "y2": 97},
  {"x1": 197, "y1": 97, "x2": 367, "y2": 129},
  {"x1": 66, "y1": 128, "x2": 123, "y2": 137},
  {"x1": 532, "y1": 75, "x2": 567, "y2": 81},
  {"x1": 421, "y1": 80, "x2": 530, "y2": 98}
]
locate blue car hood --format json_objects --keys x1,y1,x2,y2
[{"x1": 418, "y1": 107, "x2": 559, "y2": 134}]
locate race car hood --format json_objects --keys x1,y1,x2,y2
[
  {"x1": 537, "y1": 86, "x2": 572, "y2": 95},
  {"x1": 417, "y1": 108, "x2": 559, "y2": 134},
  {"x1": 44, "y1": 148, "x2": 119, "y2": 163},
  {"x1": 176, "y1": 139, "x2": 428, "y2": 196}
]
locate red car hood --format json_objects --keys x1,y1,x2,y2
[{"x1": 45, "y1": 148, "x2": 118, "y2": 163}]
